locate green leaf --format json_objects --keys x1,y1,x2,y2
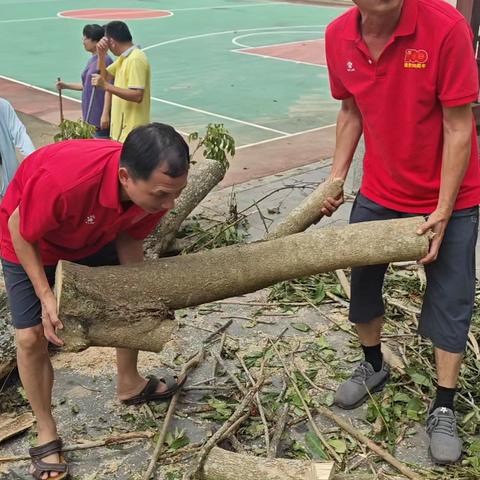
[
  {"x1": 322, "y1": 392, "x2": 335, "y2": 407},
  {"x1": 328, "y1": 438, "x2": 347, "y2": 454},
  {"x1": 406, "y1": 397, "x2": 423, "y2": 420},
  {"x1": 207, "y1": 398, "x2": 233, "y2": 419},
  {"x1": 393, "y1": 392, "x2": 410, "y2": 403},
  {"x1": 315, "y1": 336, "x2": 330, "y2": 350},
  {"x1": 409, "y1": 371, "x2": 430, "y2": 386},
  {"x1": 468, "y1": 439, "x2": 480, "y2": 454},
  {"x1": 291, "y1": 322, "x2": 311, "y2": 332},
  {"x1": 313, "y1": 283, "x2": 326, "y2": 303},
  {"x1": 305, "y1": 432, "x2": 329, "y2": 460},
  {"x1": 462, "y1": 410, "x2": 476, "y2": 425},
  {"x1": 165, "y1": 428, "x2": 190, "y2": 452},
  {"x1": 291, "y1": 440, "x2": 310, "y2": 460}
]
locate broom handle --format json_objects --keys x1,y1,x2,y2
[{"x1": 57, "y1": 77, "x2": 64, "y2": 123}]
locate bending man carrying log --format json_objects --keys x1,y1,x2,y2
[
  {"x1": 0, "y1": 123, "x2": 189, "y2": 479},
  {"x1": 322, "y1": 0, "x2": 480, "y2": 466}
]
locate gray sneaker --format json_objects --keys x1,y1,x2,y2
[
  {"x1": 427, "y1": 407, "x2": 462, "y2": 464},
  {"x1": 334, "y1": 361, "x2": 390, "y2": 409}
]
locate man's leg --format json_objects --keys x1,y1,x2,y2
[
  {"x1": 115, "y1": 348, "x2": 169, "y2": 400},
  {"x1": 334, "y1": 194, "x2": 398, "y2": 409},
  {"x1": 356, "y1": 315, "x2": 384, "y2": 371},
  {"x1": 421, "y1": 206, "x2": 478, "y2": 463},
  {"x1": 16, "y1": 327, "x2": 62, "y2": 478},
  {"x1": 75, "y1": 244, "x2": 170, "y2": 401},
  {"x1": 3, "y1": 260, "x2": 61, "y2": 478},
  {"x1": 432, "y1": 348, "x2": 462, "y2": 410},
  {"x1": 435, "y1": 349, "x2": 462, "y2": 389}
]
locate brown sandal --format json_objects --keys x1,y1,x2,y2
[
  {"x1": 121, "y1": 372, "x2": 187, "y2": 406},
  {"x1": 29, "y1": 438, "x2": 69, "y2": 479}
]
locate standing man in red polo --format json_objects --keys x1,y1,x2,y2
[
  {"x1": 322, "y1": 0, "x2": 479, "y2": 464},
  {"x1": 1, "y1": 123, "x2": 189, "y2": 479}
]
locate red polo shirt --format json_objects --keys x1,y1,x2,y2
[
  {"x1": 326, "y1": 0, "x2": 480, "y2": 213},
  {"x1": 0, "y1": 140, "x2": 166, "y2": 265}
]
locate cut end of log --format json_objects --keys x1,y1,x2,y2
[
  {"x1": 56, "y1": 261, "x2": 177, "y2": 353},
  {"x1": 310, "y1": 462, "x2": 336, "y2": 480}
]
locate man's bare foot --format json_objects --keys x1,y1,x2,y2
[{"x1": 117, "y1": 376, "x2": 168, "y2": 401}]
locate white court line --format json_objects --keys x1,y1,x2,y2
[
  {"x1": 142, "y1": 24, "x2": 327, "y2": 51},
  {"x1": 231, "y1": 29, "x2": 327, "y2": 67},
  {"x1": 231, "y1": 31, "x2": 324, "y2": 49},
  {"x1": 0, "y1": 74, "x2": 81, "y2": 103},
  {"x1": 0, "y1": 0, "x2": 60, "y2": 3},
  {"x1": 0, "y1": 74, "x2": 334, "y2": 148},
  {"x1": 0, "y1": 16, "x2": 58, "y2": 23},
  {"x1": 233, "y1": 49, "x2": 328, "y2": 68},
  {"x1": 171, "y1": 2, "x2": 280, "y2": 12},
  {"x1": 232, "y1": 30, "x2": 324, "y2": 48},
  {"x1": 278, "y1": 0, "x2": 350, "y2": 10},
  {"x1": 151, "y1": 96, "x2": 289, "y2": 135},
  {"x1": 0, "y1": 75, "x2": 288, "y2": 137},
  {"x1": 0, "y1": 74, "x2": 194, "y2": 136},
  {"x1": 237, "y1": 123, "x2": 336, "y2": 150}
]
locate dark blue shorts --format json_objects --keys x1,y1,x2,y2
[
  {"x1": 349, "y1": 193, "x2": 478, "y2": 353},
  {"x1": 2, "y1": 243, "x2": 119, "y2": 330}
]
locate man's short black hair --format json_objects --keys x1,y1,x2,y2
[
  {"x1": 105, "y1": 21, "x2": 133, "y2": 43},
  {"x1": 120, "y1": 123, "x2": 190, "y2": 180},
  {"x1": 82, "y1": 24, "x2": 104, "y2": 42}
]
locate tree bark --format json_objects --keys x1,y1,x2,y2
[
  {"x1": 265, "y1": 179, "x2": 344, "y2": 240},
  {"x1": 203, "y1": 447, "x2": 334, "y2": 480},
  {"x1": 56, "y1": 217, "x2": 429, "y2": 352},
  {"x1": 146, "y1": 158, "x2": 227, "y2": 257}
]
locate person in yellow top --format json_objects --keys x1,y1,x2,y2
[{"x1": 92, "y1": 21, "x2": 151, "y2": 142}]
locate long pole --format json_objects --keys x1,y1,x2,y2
[
  {"x1": 85, "y1": 86, "x2": 96, "y2": 124},
  {"x1": 57, "y1": 77, "x2": 64, "y2": 124}
]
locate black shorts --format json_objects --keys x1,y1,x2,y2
[
  {"x1": 349, "y1": 193, "x2": 478, "y2": 353},
  {"x1": 2, "y1": 243, "x2": 119, "y2": 330}
]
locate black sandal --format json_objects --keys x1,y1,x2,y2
[
  {"x1": 29, "y1": 438, "x2": 68, "y2": 479},
  {"x1": 121, "y1": 371, "x2": 187, "y2": 406}
]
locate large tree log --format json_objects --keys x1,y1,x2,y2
[
  {"x1": 147, "y1": 158, "x2": 227, "y2": 257},
  {"x1": 56, "y1": 217, "x2": 429, "y2": 352},
  {"x1": 203, "y1": 447, "x2": 334, "y2": 480},
  {"x1": 266, "y1": 178, "x2": 344, "y2": 240}
]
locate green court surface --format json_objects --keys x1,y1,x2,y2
[{"x1": 0, "y1": 0, "x2": 347, "y2": 148}]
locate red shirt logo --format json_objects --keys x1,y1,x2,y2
[
  {"x1": 404, "y1": 49, "x2": 428, "y2": 69},
  {"x1": 84, "y1": 214, "x2": 96, "y2": 225}
]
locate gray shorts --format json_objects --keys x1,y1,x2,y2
[
  {"x1": 2, "y1": 243, "x2": 119, "y2": 329},
  {"x1": 349, "y1": 193, "x2": 478, "y2": 353}
]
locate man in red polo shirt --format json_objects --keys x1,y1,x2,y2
[
  {"x1": 0, "y1": 123, "x2": 189, "y2": 479},
  {"x1": 322, "y1": 0, "x2": 479, "y2": 464}
]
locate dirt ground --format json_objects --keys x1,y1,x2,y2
[{"x1": 1, "y1": 113, "x2": 479, "y2": 480}]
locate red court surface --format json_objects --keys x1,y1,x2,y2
[
  {"x1": 58, "y1": 9, "x2": 172, "y2": 20},
  {"x1": 240, "y1": 39, "x2": 327, "y2": 67}
]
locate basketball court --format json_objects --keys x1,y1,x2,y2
[{"x1": 0, "y1": 0, "x2": 350, "y2": 185}]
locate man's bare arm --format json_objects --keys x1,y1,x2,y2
[{"x1": 8, "y1": 207, "x2": 64, "y2": 345}]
